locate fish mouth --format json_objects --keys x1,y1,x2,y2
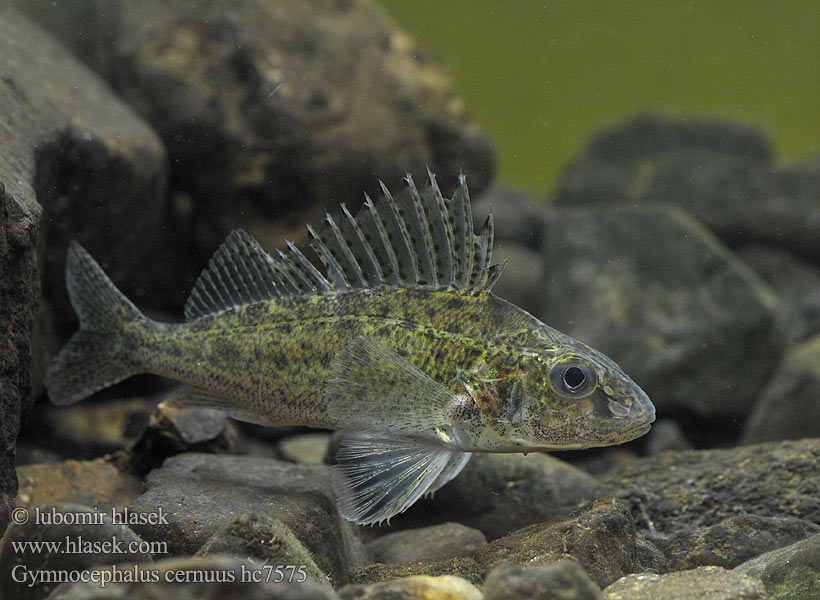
[{"x1": 623, "y1": 421, "x2": 653, "y2": 439}]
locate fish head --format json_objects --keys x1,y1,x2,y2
[{"x1": 455, "y1": 334, "x2": 655, "y2": 451}]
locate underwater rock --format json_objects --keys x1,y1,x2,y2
[
  {"x1": 635, "y1": 536, "x2": 668, "y2": 574},
  {"x1": 349, "y1": 556, "x2": 483, "y2": 586},
  {"x1": 195, "y1": 513, "x2": 331, "y2": 589},
  {"x1": 0, "y1": 6, "x2": 43, "y2": 535},
  {"x1": 0, "y1": 4, "x2": 167, "y2": 332},
  {"x1": 553, "y1": 113, "x2": 820, "y2": 263},
  {"x1": 278, "y1": 433, "x2": 332, "y2": 465},
  {"x1": 482, "y1": 560, "x2": 604, "y2": 600},
  {"x1": 0, "y1": 5, "x2": 166, "y2": 517},
  {"x1": 479, "y1": 498, "x2": 637, "y2": 589},
  {"x1": 735, "y1": 532, "x2": 820, "y2": 600},
  {"x1": 602, "y1": 439, "x2": 820, "y2": 539},
  {"x1": 338, "y1": 574, "x2": 481, "y2": 600},
  {"x1": 471, "y1": 183, "x2": 548, "y2": 316},
  {"x1": 391, "y1": 452, "x2": 604, "y2": 541},
  {"x1": 0, "y1": 502, "x2": 152, "y2": 600},
  {"x1": 482, "y1": 242, "x2": 547, "y2": 319},
  {"x1": 655, "y1": 514, "x2": 820, "y2": 571},
  {"x1": 16, "y1": 458, "x2": 143, "y2": 512},
  {"x1": 125, "y1": 402, "x2": 236, "y2": 476},
  {"x1": 472, "y1": 183, "x2": 547, "y2": 252},
  {"x1": 37, "y1": 398, "x2": 156, "y2": 459},
  {"x1": 644, "y1": 419, "x2": 693, "y2": 455},
  {"x1": 17, "y1": 0, "x2": 495, "y2": 259},
  {"x1": 737, "y1": 244, "x2": 820, "y2": 344},
  {"x1": 127, "y1": 453, "x2": 363, "y2": 585},
  {"x1": 47, "y1": 555, "x2": 338, "y2": 599},
  {"x1": 0, "y1": 186, "x2": 36, "y2": 535},
  {"x1": 741, "y1": 335, "x2": 820, "y2": 444},
  {"x1": 538, "y1": 202, "x2": 783, "y2": 420},
  {"x1": 365, "y1": 522, "x2": 487, "y2": 564},
  {"x1": 604, "y1": 566, "x2": 766, "y2": 600}
]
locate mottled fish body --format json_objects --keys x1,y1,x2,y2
[{"x1": 47, "y1": 173, "x2": 655, "y2": 525}]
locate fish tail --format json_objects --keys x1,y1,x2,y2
[{"x1": 45, "y1": 242, "x2": 148, "y2": 406}]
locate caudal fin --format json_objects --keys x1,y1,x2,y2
[{"x1": 45, "y1": 242, "x2": 147, "y2": 405}]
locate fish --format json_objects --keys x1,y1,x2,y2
[{"x1": 46, "y1": 171, "x2": 655, "y2": 525}]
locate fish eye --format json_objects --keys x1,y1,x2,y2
[
  {"x1": 548, "y1": 362, "x2": 596, "y2": 398},
  {"x1": 563, "y1": 366, "x2": 586, "y2": 390}
]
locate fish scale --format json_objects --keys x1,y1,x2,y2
[
  {"x1": 46, "y1": 172, "x2": 655, "y2": 525},
  {"x1": 137, "y1": 289, "x2": 523, "y2": 428}
]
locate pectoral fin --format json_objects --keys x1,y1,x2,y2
[
  {"x1": 326, "y1": 336, "x2": 454, "y2": 435},
  {"x1": 425, "y1": 451, "x2": 471, "y2": 497},
  {"x1": 332, "y1": 432, "x2": 466, "y2": 525}
]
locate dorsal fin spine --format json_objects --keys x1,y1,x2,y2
[
  {"x1": 277, "y1": 248, "x2": 316, "y2": 293},
  {"x1": 308, "y1": 224, "x2": 351, "y2": 290},
  {"x1": 269, "y1": 256, "x2": 300, "y2": 295},
  {"x1": 325, "y1": 213, "x2": 366, "y2": 287},
  {"x1": 404, "y1": 174, "x2": 437, "y2": 287},
  {"x1": 425, "y1": 170, "x2": 456, "y2": 287},
  {"x1": 379, "y1": 181, "x2": 418, "y2": 286},
  {"x1": 485, "y1": 259, "x2": 507, "y2": 292},
  {"x1": 364, "y1": 194, "x2": 400, "y2": 286},
  {"x1": 454, "y1": 175, "x2": 474, "y2": 288},
  {"x1": 341, "y1": 203, "x2": 384, "y2": 287},
  {"x1": 480, "y1": 213, "x2": 496, "y2": 290},
  {"x1": 470, "y1": 216, "x2": 492, "y2": 291},
  {"x1": 286, "y1": 241, "x2": 332, "y2": 293}
]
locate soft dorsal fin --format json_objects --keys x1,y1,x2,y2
[
  {"x1": 183, "y1": 230, "x2": 334, "y2": 320},
  {"x1": 185, "y1": 172, "x2": 506, "y2": 319}
]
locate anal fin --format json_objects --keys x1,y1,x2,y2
[
  {"x1": 331, "y1": 432, "x2": 466, "y2": 525},
  {"x1": 163, "y1": 385, "x2": 273, "y2": 426}
]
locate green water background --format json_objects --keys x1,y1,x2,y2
[{"x1": 379, "y1": 1, "x2": 820, "y2": 197}]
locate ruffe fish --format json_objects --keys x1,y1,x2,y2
[{"x1": 46, "y1": 172, "x2": 655, "y2": 525}]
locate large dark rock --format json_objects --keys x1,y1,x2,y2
[
  {"x1": 483, "y1": 561, "x2": 604, "y2": 600},
  {"x1": 604, "y1": 566, "x2": 766, "y2": 600},
  {"x1": 0, "y1": 4, "x2": 166, "y2": 533},
  {"x1": 655, "y1": 514, "x2": 820, "y2": 571},
  {"x1": 349, "y1": 556, "x2": 484, "y2": 586},
  {"x1": 471, "y1": 183, "x2": 548, "y2": 316},
  {"x1": 127, "y1": 453, "x2": 364, "y2": 585},
  {"x1": 479, "y1": 498, "x2": 638, "y2": 589},
  {"x1": 0, "y1": 164, "x2": 38, "y2": 539},
  {"x1": 196, "y1": 513, "x2": 332, "y2": 589},
  {"x1": 741, "y1": 335, "x2": 820, "y2": 444},
  {"x1": 735, "y1": 533, "x2": 820, "y2": 600},
  {"x1": 737, "y1": 244, "x2": 820, "y2": 344},
  {"x1": 603, "y1": 439, "x2": 820, "y2": 540},
  {"x1": 365, "y1": 522, "x2": 486, "y2": 564},
  {"x1": 390, "y1": 452, "x2": 604, "y2": 541},
  {"x1": 16, "y1": 0, "x2": 495, "y2": 260},
  {"x1": 553, "y1": 113, "x2": 820, "y2": 263},
  {"x1": 124, "y1": 402, "x2": 237, "y2": 476},
  {"x1": 537, "y1": 203, "x2": 783, "y2": 420}
]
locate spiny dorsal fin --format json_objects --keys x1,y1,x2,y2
[
  {"x1": 185, "y1": 172, "x2": 506, "y2": 319},
  {"x1": 311, "y1": 170, "x2": 505, "y2": 292}
]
